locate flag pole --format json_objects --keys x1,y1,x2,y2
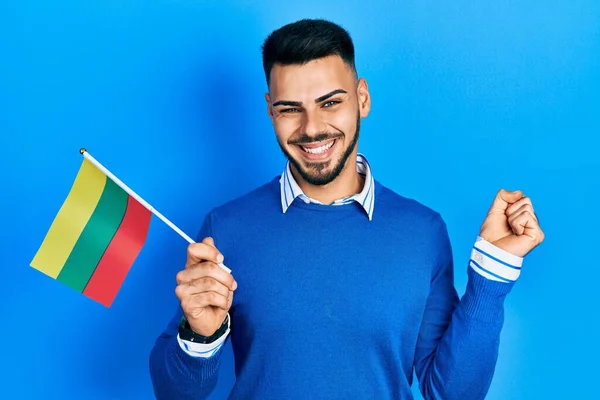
[{"x1": 79, "y1": 148, "x2": 231, "y2": 273}]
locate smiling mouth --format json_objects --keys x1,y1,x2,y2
[
  {"x1": 300, "y1": 140, "x2": 335, "y2": 154},
  {"x1": 294, "y1": 138, "x2": 338, "y2": 161}
]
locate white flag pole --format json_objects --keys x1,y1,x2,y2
[{"x1": 79, "y1": 148, "x2": 231, "y2": 273}]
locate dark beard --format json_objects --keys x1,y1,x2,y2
[{"x1": 278, "y1": 113, "x2": 360, "y2": 186}]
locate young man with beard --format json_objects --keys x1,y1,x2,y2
[{"x1": 149, "y1": 19, "x2": 544, "y2": 400}]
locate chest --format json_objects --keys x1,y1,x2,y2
[{"x1": 225, "y1": 223, "x2": 436, "y2": 342}]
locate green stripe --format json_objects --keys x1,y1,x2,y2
[{"x1": 57, "y1": 178, "x2": 128, "y2": 292}]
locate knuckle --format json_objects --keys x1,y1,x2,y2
[
  {"x1": 205, "y1": 291, "x2": 216, "y2": 303},
  {"x1": 187, "y1": 243, "x2": 199, "y2": 256},
  {"x1": 180, "y1": 296, "x2": 191, "y2": 312},
  {"x1": 175, "y1": 271, "x2": 185, "y2": 284},
  {"x1": 221, "y1": 282, "x2": 231, "y2": 296},
  {"x1": 174, "y1": 285, "x2": 185, "y2": 299}
]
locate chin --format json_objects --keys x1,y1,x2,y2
[{"x1": 291, "y1": 151, "x2": 345, "y2": 186}]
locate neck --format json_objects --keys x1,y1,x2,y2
[{"x1": 291, "y1": 152, "x2": 364, "y2": 204}]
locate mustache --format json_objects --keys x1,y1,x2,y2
[{"x1": 288, "y1": 133, "x2": 342, "y2": 145}]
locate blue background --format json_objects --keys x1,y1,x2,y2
[{"x1": 2, "y1": 1, "x2": 599, "y2": 399}]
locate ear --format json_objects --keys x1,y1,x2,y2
[
  {"x1": 265, "y1": 93, "x2": 275, "y2": 123},
  {"x1": 356, "y1": 78, "x2": 371, "y2": 118}
]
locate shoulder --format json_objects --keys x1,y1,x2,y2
[
  {"x1": 374, "y1": 181, "x2": 451, "y2": 262},
  {"x1": 375, "y1": 180, "x2": 445, "y2": 227},
  {"x1": 208, "y1": 175, "x2": 281, "y2": 222}
]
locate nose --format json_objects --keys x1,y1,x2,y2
[{"x1": 300, "y1": 108, "x2": 327, "y2": 137}]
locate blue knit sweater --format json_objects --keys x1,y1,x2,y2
[{"x1": 150, "y1": 177, "x2": 515, "y2": 399}]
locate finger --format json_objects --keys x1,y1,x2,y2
[
  {"x1": 509, "y1": 209, "x2": 537, "y2": 236},
  {"x1": 176, "y1": 276, "x2": 231, "y2": 299},
  {"x1": 517, "y1": 211, "x2": 544, "y2": 242},
  {"x1": 506, "y1": 196, "x2": 534, "y2": 218},
  {"x1": 186, "y1": 291, "x2": 231, "y2": 311},
  {"x1": 177, "y1": 262, "x2": 236, "y2": 290},
  {"x1": 526, "y1": 218, "x2": 545, "y2": 243},
  {"x1": 487, "y1": 189, "x2": 524, "y2": 214},
  {"x1": 508, "y1": 203, "x2": 537, "y2": 226},
  {"x1": 175, "y1": 279, "x2": 231, "y2": 301},
  {"x1": 187, "y1": 238, "x2": 224, "y2": 266}
]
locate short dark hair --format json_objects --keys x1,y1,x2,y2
[{"x1": 261, "y1": 19, "x2": 356, "y2": 86}]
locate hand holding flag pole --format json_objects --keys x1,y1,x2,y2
[{"x1": 30, "y1": 148, "x2": 229, "y2": 308}]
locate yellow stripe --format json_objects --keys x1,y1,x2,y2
[{"x1": 31, "y1": 159, "x2": 107, "y2": 278}]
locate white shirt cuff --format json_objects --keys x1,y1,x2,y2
[
  {"x1": 177, "y1": 314, "x2": 231, "y2": 358},
  {"x1": 469, "y1": 236, "x2": 524, "y2": 283}
]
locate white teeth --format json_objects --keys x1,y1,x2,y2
[{"x1": 301, "y1": 141, "x2": 334, "y2": 154}]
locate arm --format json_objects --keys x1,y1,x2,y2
[
  {"x1": 416, "y1": 189, "x2": 543, "y2": 400},
  {"x1": 149, "y1": 211, "x2": 236, "y2": 400},
  {"x1": 149, "y1": 308, "x2": 229, "y2": 400},
  {"x1": 414, "y1": 219, "x2": 521, "y2": 400}
]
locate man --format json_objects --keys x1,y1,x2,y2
[{"x1": 149, "y1": 19, "x2": 544, "y2": 399}]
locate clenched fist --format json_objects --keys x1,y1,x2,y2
[
  {"x1": 175, "y1": 237, "x2": 237, "y2": 337},
  {"x1": 479, "y1": 189, "x2": 545, "y2": 257}
]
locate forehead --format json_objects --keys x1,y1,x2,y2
[{"x1": 269, "y1": 55, "x2": 355, "y2": 100}]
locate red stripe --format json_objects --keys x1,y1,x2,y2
[{"x1": 83, "y1": 195, "x2": 151, "y2": 307}]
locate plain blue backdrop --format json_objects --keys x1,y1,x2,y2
[{"x1": 2, "y1": 1, "x2": 599, "y2": 399}]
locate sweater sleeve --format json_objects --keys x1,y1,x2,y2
[
  {"x1": 414, "y1": 217, "x2": 521, "y2": 400},
  {"x1": 148, "y1": 210, "x2": 228, "y2": 400},
  {"x1": 149, "y1": 307, "x2": 227, "y2": 399}
]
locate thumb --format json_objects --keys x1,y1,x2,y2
[
  {"x1": 489, "y1": 189, "x2": 523, "y2": 212},
  {"x1": 202, "y1": 236, "x2": 216, "y2": 247},
  {"x1": 201, "y1": 236, "x2": 226, "y2": 266}
]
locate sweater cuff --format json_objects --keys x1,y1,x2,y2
[
  {"x1": 461, "y1": 267, "x2": 515, "y2": 322},
  {"x1": 167, "y1": 334, "x2": 223, "y2": 381}
]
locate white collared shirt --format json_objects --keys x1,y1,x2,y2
[{"x1": 280, "y1": 153, "x2": 375, "y2": 221}]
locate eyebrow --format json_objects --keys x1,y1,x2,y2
[{"x1": 272, "y1": 89, "x2": 348, "y2": 108}]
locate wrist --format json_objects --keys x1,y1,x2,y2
[
  {"x1": 189, "y1": 314, "x2": 228, "y2": 336},
  {"x1": 179, "y1": 314, "x2": 230, "y2": 344}
]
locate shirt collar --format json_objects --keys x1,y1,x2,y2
[{"x1": 279, "y1": 153, "x2": 375, "y2": 221}]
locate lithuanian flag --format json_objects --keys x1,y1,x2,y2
[{"x1": 30, "y1": 150, "x2": 152, "y2": 307}]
